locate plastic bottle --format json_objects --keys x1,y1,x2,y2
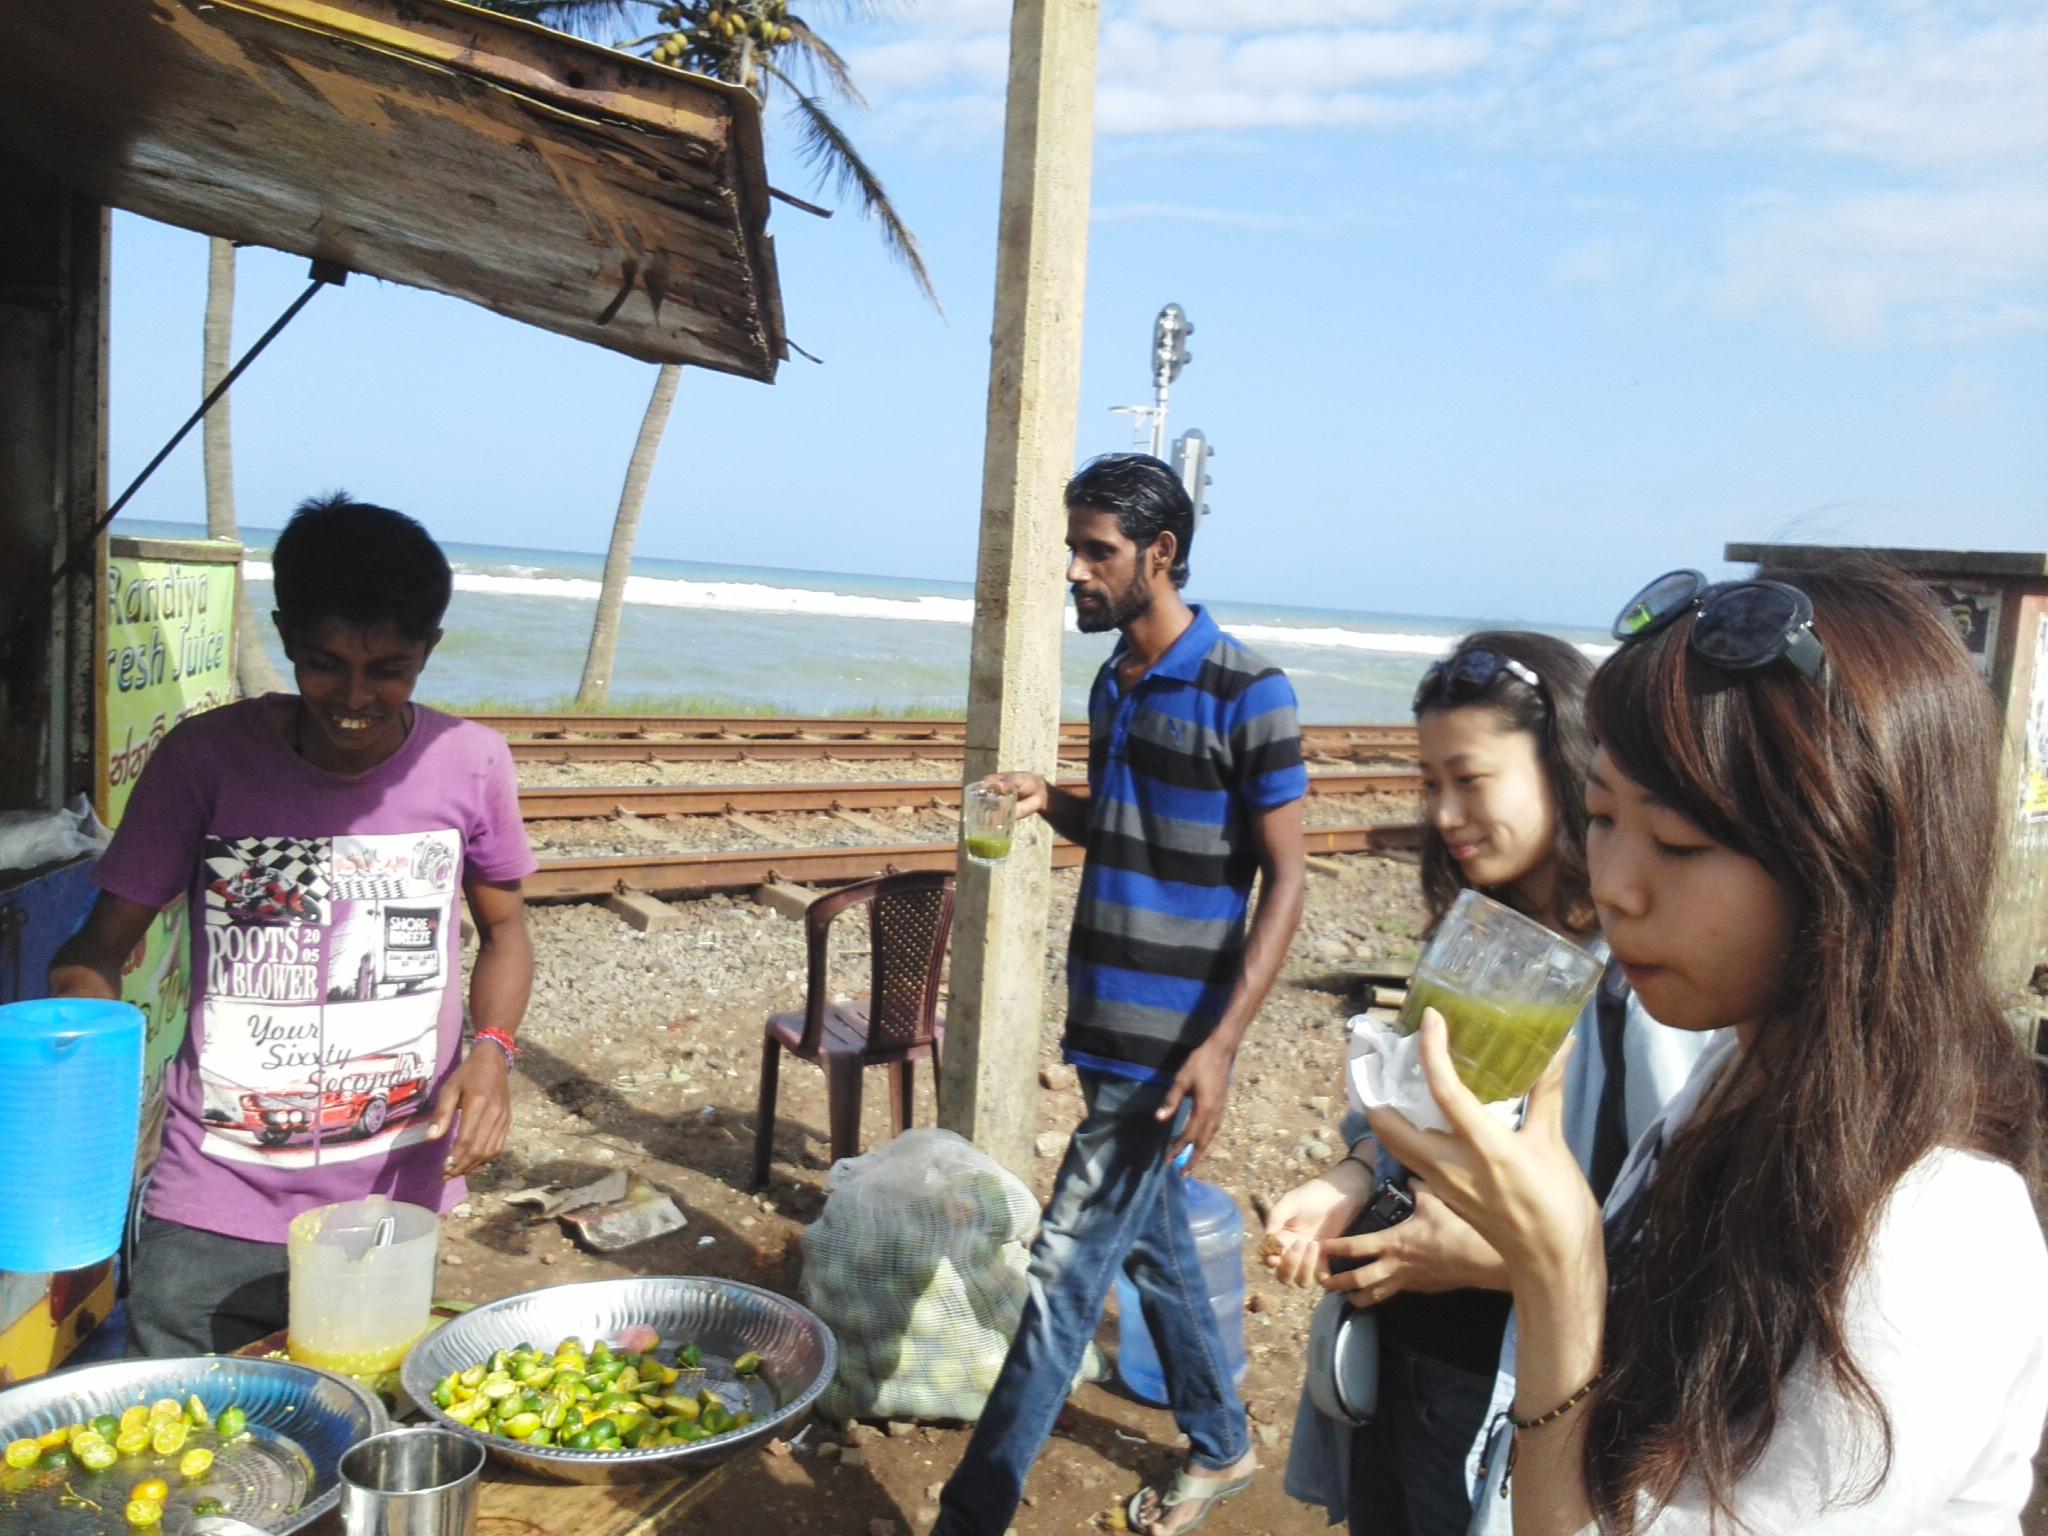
[{"x1": 1114, "y1": 1176, "x2": 1248, "y2": 1406}]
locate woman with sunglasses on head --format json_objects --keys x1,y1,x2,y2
[
  {"x1": 1267, "y1": 631, "x2": 1715, "y2": 1536},
  {"x1": 1376, "y1": 565, "x2": 2047, "y2": 1534}
]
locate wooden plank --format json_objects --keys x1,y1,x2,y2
[
  {"x1": 1725, "y1": 542, "x2": 2048, "y2": 579},
  {"x1": 299, "y1": 1454, "x2": 743, "y2": 1534}
]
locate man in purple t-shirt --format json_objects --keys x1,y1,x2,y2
[{"x1": 51, "y1": 496, "x2": 537, "y2": 1357}]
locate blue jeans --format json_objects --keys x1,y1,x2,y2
[{"x1": 934, "y1": 1071, "x2": 1251, "y2": 1536}]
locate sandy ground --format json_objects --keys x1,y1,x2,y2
[{"x1": 436, "y1": 806, "x2": 1429, "y2": 1534}]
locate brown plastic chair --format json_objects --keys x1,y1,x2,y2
[{"x1": 751, "y1": 871, "x2": 956, "y2": 1189}]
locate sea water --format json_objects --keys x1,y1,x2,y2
[{"x1": 116, "y1": 518, "x2": 1609, "y2": 722}]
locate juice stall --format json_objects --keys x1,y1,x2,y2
[{"x1": 0, "y1": 0, "x2": 785, "y2": 1394}]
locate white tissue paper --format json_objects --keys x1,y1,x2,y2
[{"x1": 1344, "y1": 1013, "x2": 1523, "y2": 1135}]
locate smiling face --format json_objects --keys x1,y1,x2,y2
[
  {"x1": 1584, "y1": 747, "x2": 1795, "y2": 1045},
  {"x1": 277, "y1": 614, "x2": 439, "y2": 771},
  {"x1": 1417, "y1": 704, "x2": 1560, "y2": 920},
  {"x1": 1065, "y1": 506, "x2": 1167, "y2": 635}
]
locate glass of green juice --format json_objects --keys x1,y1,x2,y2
[
  {"x1": 962, "y1": 782, "x2": 1018, "y2": 865},
  {"x1": 1395, "y1": 889, "x2": 1604, "y2": 1102}
]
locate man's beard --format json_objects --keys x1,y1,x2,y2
[{"x1": 1072, "y1": 574, "x2": 1153, "y2": 634}]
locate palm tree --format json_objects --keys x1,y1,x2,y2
[
  {"x1": 479, "y1": 0, "x2": 938, "y2": 705},
  {"x1": 203, "y1": 236, "x2": 286, "y2": 697}
]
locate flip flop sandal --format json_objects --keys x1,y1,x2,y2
[{"x1": 1125, "y1": 1465, "x2": 1256, "y2": 1535}]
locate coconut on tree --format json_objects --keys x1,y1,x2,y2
[{"x1": 479, "y1": 0, "x2": 938, "y2": 705}]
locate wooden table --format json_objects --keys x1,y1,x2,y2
[
  {"x1": 304, "y1": 1460, "x2": 740, "y2": 1536},
  {"x1": 234, "y1": 1331, "x2": 747, "y2": 1534}
]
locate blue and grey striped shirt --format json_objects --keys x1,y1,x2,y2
[{"x1": 1063, "y1": 605, "x2": 1309, "y2": 1080}]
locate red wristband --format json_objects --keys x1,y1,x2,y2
[{"x1": 472, "y1": 1027, "x2": 519, "y2": 1064}]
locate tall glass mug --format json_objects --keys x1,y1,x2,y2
[
  {"x1": 961, "y1": 782, "x2": 1018, "y2": 866},
  {"x1": 1396, "y1": 889, "x2": 1603, "y2": 1102}
]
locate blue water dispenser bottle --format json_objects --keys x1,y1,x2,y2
[{"x1": 1114, "y1": 1176, "x2": 1249, "y2": 1405}]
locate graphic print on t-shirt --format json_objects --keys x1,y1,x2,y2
[{"x1": 196, "y1": 830, "x2": 459, "y2": 1169}]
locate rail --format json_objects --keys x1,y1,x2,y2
[{"x1": 527, "y1": 821, "x2": 1424, "y2": 901}]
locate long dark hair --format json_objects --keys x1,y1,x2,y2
[
  {"x1": 1582, "y1": 561, "x2": 2042, "y2": 1529},
  {"x1": 1415, "y1": 631, "x2": 1597, "y2": 935}
]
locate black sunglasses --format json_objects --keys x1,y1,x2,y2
[
  {"x1": 1611, "y1": 568, "x2": 1824, "y2": 680},
  {"x1": 1413, "y1": 647, "x2": 1549, "y2": 714}
]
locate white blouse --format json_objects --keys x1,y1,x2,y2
[{"x1": 1595, "y1": 1042, "x2": 2048, "y2": 1534}]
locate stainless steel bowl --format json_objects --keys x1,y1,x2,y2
[
  {"x1": 0, "y1": 1354, "x2": 387, "y2": 1535},
  {"x1": 399, "y1": 1276, "x2": 836, "y2": 1483}
]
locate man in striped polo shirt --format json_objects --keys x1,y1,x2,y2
[{"x1": 936, "y1": 455, "x2": 1308, "y2": 1536}]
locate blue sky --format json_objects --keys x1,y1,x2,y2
[{"x1": 108, "y1": 0, "x2": 2046, "y2": 626}]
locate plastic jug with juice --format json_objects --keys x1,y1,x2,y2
[
  {"x1": 1395, "y1": 889, "x2": 1604, "y2": 1101},
  {"x1": 287, "y1": 1196, "x2": 439, "y2": 1379}
]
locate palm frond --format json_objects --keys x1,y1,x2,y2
[
  {"x1": 466, "y1": 0, "x2": 652, "y2": 36},
  {"x1": 766, "y1": 64, "x2": 939, "y2": 313},
  {"x1": 782, "y1": 17, "x2": 866, "y2": 107}
]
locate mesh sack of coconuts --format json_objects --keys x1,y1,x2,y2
[{"x1": 800, "y1": 1128, "x2": 1105, "y2": 1421}]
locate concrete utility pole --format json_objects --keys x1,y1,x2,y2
[{"x1": 943, "y1": 0, "x2": 1101, "y2": 1178}]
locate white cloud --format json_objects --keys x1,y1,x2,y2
[
  {"x1": 1932, "y1": 366, "x2": 1994, "y2": 417},
  {"x1": 1093, "y1": 202, "x2": 1354, "y2": 233},
  {"x1": 1552, "y1": 235, "x2": 1645, "y2": 288},
  {"x1": 845, "y1": 33, "x2": 1009, "y2": 94},
  {"x1": 834, "y1": 1, "x2": 2048, "y2": 342},
  {"x1": 1712, "y1": 184, "x2": 2048, "y2": 342},
  {"x1": 1131, "y1": 0, "x2": 1416, "y2": 29}
]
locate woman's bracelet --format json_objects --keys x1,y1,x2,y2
[
  {"x1": 1508, "y1": 1369, "x2": 1605, "y2": 1431},
  {"x1": 472, "y1": 1027, "x2": 520, "y2": 1065},
  {"x1": 1500, "y1": 1368, "x2": 1606, "y2": 1495}
]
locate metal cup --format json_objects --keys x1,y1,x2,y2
[{"x1": 339, "y1": 1427, "x2": 484, "y2": 1536}]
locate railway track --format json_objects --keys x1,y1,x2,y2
[
  {"x1": 480, "y1": 715, "x2": 1419, "y2": 766},
  {"x1": 518, "y1": 767, "x2": 1424, "y2": 821},
  {"x1": 527, "y1": 821, "x2": 1424, "y2": 902}
]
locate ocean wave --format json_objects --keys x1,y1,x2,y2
[
  {"x1": 247, "y1": 562, "x2": 979, "y2": 627},
  {"x1": 1230, "y1": 623, "x2": 1462, "y2": 658},
  {"x1": 241, "y1": 559, "x2": 1610, "y2": 660}
]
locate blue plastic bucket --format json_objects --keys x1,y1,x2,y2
[{"x1": 0, "y1": 999, "x2": 145, "y2": 1272}]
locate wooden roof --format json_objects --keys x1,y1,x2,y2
[
  {"x1": 1726, "y1": 544, "x2": 2048, "y2": 580},
  {"x1": 2, "y1": 0, "x2": 786, "y2": 379}
]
